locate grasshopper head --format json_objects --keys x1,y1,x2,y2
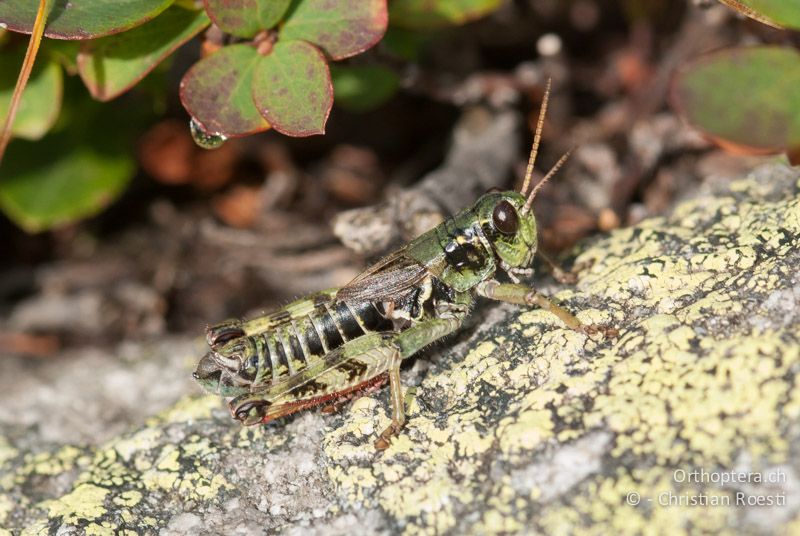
[
  {"x1": 478, "y1": 191, "x2": 538, "y2": 270},
  {"x1": 480, "y1": 135, "x2": 573, "y2": 276}
]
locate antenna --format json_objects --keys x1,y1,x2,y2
[
  {"x1": 519, "y1": 78, "x2": 552, "y2": 197},
  {"x1": 522, "y1": 147, "x2": 573, "y2": 214}
]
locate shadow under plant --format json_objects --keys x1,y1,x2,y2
[{"x1": 1, "y1": 164, "x2": 800, "y2": 534}]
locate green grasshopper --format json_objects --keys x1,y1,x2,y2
[{"x1": 194, "y1": 82, "x2": 614, "y2": 449}]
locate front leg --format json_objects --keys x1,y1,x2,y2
[{"x1": 476, "y1": 280, "x2": 616, "y2": 337}]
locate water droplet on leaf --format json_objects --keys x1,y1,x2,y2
[{"x1": 190, "y1": 119, "x2": 227, "y2": 149}]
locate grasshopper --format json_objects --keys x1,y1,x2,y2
[{"x1": 194, "y1": 81, "x2": 614, "y2": 449}]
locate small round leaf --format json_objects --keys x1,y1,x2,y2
[
  {"x1": 671, "y1": 46, "x2": 800, "y2": 156},
  {"x1": 204, "y1": 0, "x2": 291, "y2": 38},
  {"x1": 252, "y1": 40, "x2": 332, "y2": 136},
  {"x1": 180, "y1": 44, "x2": 270, "y2": 137},
  {"x1": 79, "y1": 6, "x2": 210, "y2": 102},
  {"x1": 280, "y1": 0, "x2": 387, "y2": 60},
  {"x1": 0, "y1": 0, "x2": 173, "y2": 40}
]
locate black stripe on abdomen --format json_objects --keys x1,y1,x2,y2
[
  {"x1": 351, "y1": 301, "x2": 393, "y2": 332},
  {"x1": 273, "y1": 335, "x2": 289, "y2": 373},
  {"x1": 302, "y1": 316, "x2": 325, "y2": 357},
  {"x1": 332, "y1": 302, "x2": 366, "y2": 340},
  {"x1": 311, "y1": 309, "x2": 344, "y2": 352},
  {"x1": 254, "y1": 333, "x2": 274, "y2": 384},
  {"x1": 286, "y1": 326, "x2": 306, "y2": 367}
]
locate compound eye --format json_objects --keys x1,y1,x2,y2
[{"x1": 492, "y1": 200, "x2": 519, "y2": 235}]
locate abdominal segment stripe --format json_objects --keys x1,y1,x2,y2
[{"x1": 277, "y1": 329, "x2": 296, "y2": 376}]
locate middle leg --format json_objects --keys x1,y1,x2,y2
[{"x1": 374, "y1": 311, "x2": 468, "y2": 450}]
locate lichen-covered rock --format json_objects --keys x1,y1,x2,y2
[{"x1": 2, "y1": 164, "x2": 800, "y2": 535}]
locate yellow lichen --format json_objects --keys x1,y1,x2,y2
[
  {"x1": 320, "y1": 170, "x2": 800, "y2": 534},
  {"x1": 44, "y1": 483, "x2": 108, "y2": 524}
]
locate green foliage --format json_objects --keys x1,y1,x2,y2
[
  {"x1": 672, "y1": 3, "x2": 800, "y2": 161},
  {"x1": 0, "y1": 46, "x2": 62, "y2": 140},
  {"x1": 381, "y1": 27, "x2": 431, "y2": 61},
  {"x1": 181, "y1": 0, "x2": 387, "y2": 138},
  {"x1": 42, "y1": 40, "x2": 81, "y2": 73},
  {"x1": 280, "y1": 0, "x2": 388, "y2": 60},
  {"x1": 389, "y1": 0, "x2": 503, "y2": 29},
  {"x1": 0, "y1": 0, "x2": 173, "y2": 40},
  {"x1": 672, "y1": 46, "x2": 800, "y2": 156},
  {"x1": 205, "y1": 0, "x2": 291, "y2": 38},
  {"x1": 719, "y1": 0, "x2": 800, "y2": 30},
  {"x1": 0, "y1": 95, "x2": 147, "y2": 232},
  {"x1": 180, "y1": 44, "x2": 269, "y2": 137},
  {"x1": 331, "y1": 65, "x2": 399, "y2": 113},
  {"x1": 78, "y1": 5, "x2": 210, "y2": 101},
  {"x1": 0, "y1": 0, "x2": 506, "y2": 231},
  {"x1": 252, "y1": 41, "x2": 332, "y2": 136}
]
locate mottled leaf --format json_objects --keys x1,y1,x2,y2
[
  {"x1": 671, "y1": 46, "x2": 800, "y2": 156},
  {"x1": 719, "y1": 0, "x2": 800, "y2": 30},
  {"x1": 281, "y1": 0, "x2": 387, "y2": 60},
  {"x1": 78, "y1": 6, "x2": 210, "y2": 101},
  {"x1": 0, "y1": 47, "x2": 62, "y2": 140},
  {"x1": 252, "y1": 41, "x2": 332, "y2": 136},
  {"x1": 0, "y1": 96, "x2": 142, "y2": 232},
  {"x1": 331, "y1": 64, "x2": 398, "y2": 113},
  {"x1": 204, "y1": 0, "x2": 291, "y2": 38},
  {"x1": 389, "y1": 0, "x2": 502, "y2": 29},
  {"x1": 180, "y1": 44, "x2": 269, "y2": 137},
  {"x1": 0, "y1": 0, "x2": 173, "y2": 40}
]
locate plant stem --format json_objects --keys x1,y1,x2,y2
[{"x1": 0, "y1": 0, "x2": 50, "y2": 166}]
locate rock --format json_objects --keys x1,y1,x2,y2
[{"x1": 1, "y1": 164, "x2": 799, "y2": 534}]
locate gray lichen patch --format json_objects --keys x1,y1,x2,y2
[{"x1": 2, "y1": 164, "x2": 800, "y2": 534}]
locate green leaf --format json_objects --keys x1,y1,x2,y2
[
  {"x1": 381, "y1": 26, "x2": 430, "y2": 61},
  {"x1": 671, "y1": 46, "x2": 800, "y2": 156},
  {"x1": 0, "y1": 0, "x2": 174, "y2": 40},
  {"x1": 180, "y1": 43, "x2": 269, "y2": 137},
  {"x1": 42, "y1": 40, "x2": 81, "y2": 74},
  {"x1": 719, "y1": 0, "x2": 800, "y2": 30},
  {"x1": 204, "y1": 0, "x2": 291, "y2": 38},
  {"x1": 389, "y1": 0, "x2": 503, "y2": 29},
  {"x1": 252, "y1": 41, "x2": 332, "y2": 136},
  {"x1": 281, "y1": 0, "x2": 387, "y2": 60},
  {"x1": 0, "y1": 97, "x2": 141, "y2": 232},
  {"x1": 0, "y1": 46, "x2": 62, "y2": 140},
  {"x1": 78, "y1": 6, "x2": 210, "y2": 101},
  {"x1": 331, "y1": 64, "x2": 398, "y2": 113}
]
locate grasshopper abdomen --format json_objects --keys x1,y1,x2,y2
[{"x1": 203, "y1": 294, "x2": 394, "y2": 394}]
